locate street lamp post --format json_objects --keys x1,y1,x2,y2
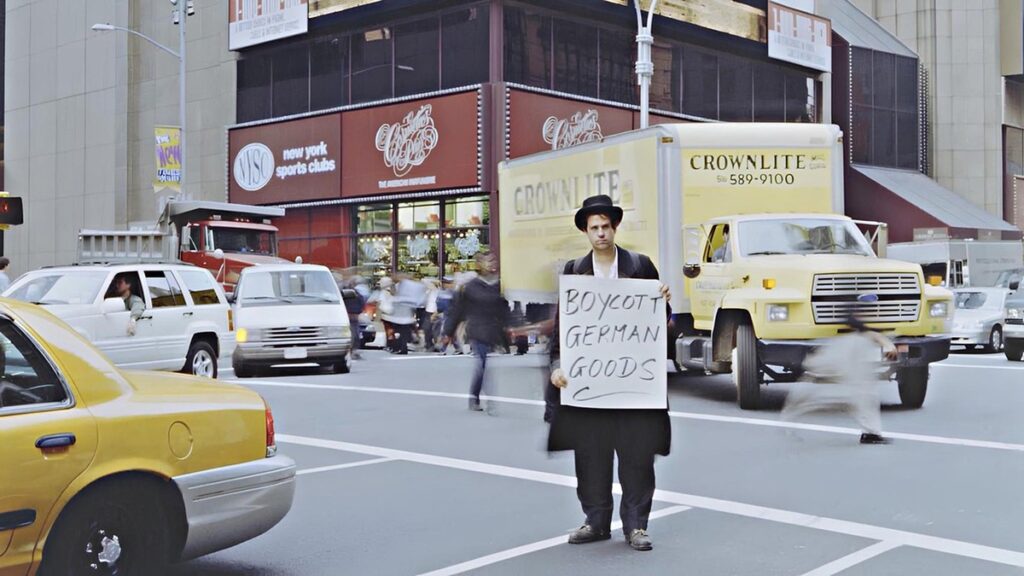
[
  {"x1": 634, "y1": 0, "x2": 659, "y2": 129},
  {"x1": 92, "y1": 0, "x2": 190, "y2": 200}
]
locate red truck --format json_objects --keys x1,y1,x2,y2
[{"x1": 78, "y1": 200, "x2": 290, "y2": 293}]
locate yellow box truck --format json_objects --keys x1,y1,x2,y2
[{"x1": 498, "y1": 123, "x2": 952, "y2": 410}]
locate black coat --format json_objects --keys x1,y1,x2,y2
[
  {"x1": 547, "y1": 246, "x2": 672, "y2": 456},
  {"x1": 442, "y1": 277, "x2": 510, "y2": 346}
]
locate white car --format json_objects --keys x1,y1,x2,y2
[
  {"x1": 231, "y1": 264, "x2": 352, "y2": 377},
  {"x1": 3, "y1": 264, "x2": 235, "y2": 377}
]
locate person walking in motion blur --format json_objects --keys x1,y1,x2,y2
[
  {"x1": 782, "y1": 316, "x2": 897, "y2": 445},
  {"x1": 442, "y1": 252, "x2": 510, "y2": 412}
]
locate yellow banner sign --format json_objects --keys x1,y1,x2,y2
[{"x1": 154, "y1": 125, "x2": 181, "y2": 193}]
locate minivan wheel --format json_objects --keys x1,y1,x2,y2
[{"x1": 185, "y1": 340, "x2": 218, "y2": 378}]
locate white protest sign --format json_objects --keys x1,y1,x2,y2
[{"x1": 559, "y1": 275, "x2": 667, "y2": 409}]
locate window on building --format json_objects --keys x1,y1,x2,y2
[
  {"x1": 504, "y1": 6, "x2": 551, "y2": 89},
  {"x1": 553, "y1": 19, "x2": 598, "y2": 98},
  {"x1": 398, "y1": 201, "x2": 441, "y2": 231},
  {"x1": 395, "y1": 18, "x2": 440, "y2": 97},
  {"x1": 310, "y1": 34, "x2": 349, "y2": 111},
  {"x1": 850, "y1": 47, "x2": 919, "y2": 169},
  {"x1": 237, "y1": 54, "x2": 272, "y2": 123},
  {"x1": 785, "y1": 72, "x2": 815, "y2": 122},
  {"x1": 649, "y1": 43, "x2": 680, "y2": 112},
  {"x1": 599, "y1": 29, "x2": 635, "y2": 104},
  {"x1": 754, "y1": 63, "x2": 786, "y2": 122},
  {"x1": 718, "y1": 53, "x2": 753, "y2": 122},
  {"x1": 352, "y1": 28, "x2": 393, "y2": 103},
  {"x1": 442, "y1": 7, "x2": 490, "y2": 88},
  {"x1": 273, "y1": 44, "x2": 310, "y2": 117},
  {"x1": 681, "y1": 47, "x2": 718, "y2": 119},
  {"x1": 357, "y1": 204, "x2": 394, "y2": 234}
]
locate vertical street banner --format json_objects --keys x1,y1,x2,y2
[
  {"x1": 154, "y1": 125, "x2": 181, "y2": 193},
  {"x1": 559, "y1": 276, "x2": 667, "y2": 409}
]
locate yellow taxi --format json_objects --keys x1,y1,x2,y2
[{"x1": 0, "y1": 299, "x2": 295, "y2": 575}]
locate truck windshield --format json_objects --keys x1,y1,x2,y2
[
  {"x1": 209, "y1": 228, "x2": 275, "y2": 255},
  {"x1": 738, "y1": 219, "x2": 873, "y2": 257},
  {"x1": 236, "y1": 270, "x2": 341, "y2": 306},
  {"x1": 6, "y1": 272, "x2": 109, "y2": 305}
]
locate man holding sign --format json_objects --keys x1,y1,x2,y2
[{"x1": 549, "y1": 194, "x2": 671, "y2": 552}]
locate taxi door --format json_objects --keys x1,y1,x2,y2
[{"x1": 0, "y1": 318, "x2": 97, "y2": 575}]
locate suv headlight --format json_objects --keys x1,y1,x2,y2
[
  {"x1": 929, "y1": 302, "x2": 950, "y2": 318},
  {"x1": 767, "y1": 304, "x2": 789, "y2": 322},
  {"x1": 326, "y1": 326, "x2": 351, "y2": 339}
]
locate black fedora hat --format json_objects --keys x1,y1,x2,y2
[{"x1": 574, "y1": 194, "x2": 623, "y2": 231}]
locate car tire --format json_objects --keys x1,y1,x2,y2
[
  {"x1": 896, "y1": 366, "x2": 928, "y2": 408},
  {"x1": 39, "y1": 481, "x2": 169, "y2": 576},
  {"x1": 733, "y1": 323, "x2": 761, "y2": 410},
  {"x1": 184, "y1": 340, "x2": 218, "y2": 379},
  {"x1": 986, "y1": 325, "x2": 1003, "y2": 353},
  {"x1": 1005, "y1": 340, "x2": 1024, "y2": 361}
]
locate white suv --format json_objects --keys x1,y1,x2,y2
[{"x1": 3, "y1": 264, "x2": 235, "y2": 378}]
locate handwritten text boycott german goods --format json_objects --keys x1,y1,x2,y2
[{"x1": 559, "y1": 276, "x2": 667, "y2": 410}]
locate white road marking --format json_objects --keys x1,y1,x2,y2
[
  {"x1": 933, "y1": 364, "x2": 1024, "y2": 372},
  {"x1": 797, "y1": 541, "x2": 901, "y2": 576},
  {"x1": 242, "y1": 380, "x2": 1024, "y2": 453},
  {"x1": 296, "y1": 457, "x2": 394, "y2": 476},
  {"x1": 416, "y1": 505, "x2": 691, "y2": 576},
  {"x1": 279, "y1": 433, "x2": 1024, "y2": 569}
]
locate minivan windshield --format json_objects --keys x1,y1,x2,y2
[
  {"x1": 955, "y1": 291, "x2": 1004, "y2": 310},
  {"x1": 236, "y1": 269, "x2": 340, "y2": 306},
  {"x1": 5, "y1": 272, "x2": 109, "y2": 305},
  {"x1": 738, "y1": 218, "x2": 874, "y2": 257}
]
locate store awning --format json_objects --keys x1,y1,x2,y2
[
  {"x1": 848, "y1": 164, "x2": 1021, "y2": 242},
  {"x1": 816, "y1": 0, "x2": 916, "y2": 57}
]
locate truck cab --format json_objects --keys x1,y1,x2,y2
[
  {"x1": 180, "y1": 219, "x2": 283, "y2": 293},
  {"x1": 678, "y1": 213, "x2": 953, "y2": 409}
]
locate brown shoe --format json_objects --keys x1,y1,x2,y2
[
  {"x1": 568, "y1": 524, "x2": 611, "y2": 544},
  {"x1": 626, "y1": 529, "x2": 653, "y2": 551}
]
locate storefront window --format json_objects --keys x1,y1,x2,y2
[
  {"x1": 352, "y1": 28, "x2": 393, "y2": 103},
  {"x1": 441, "y1": 7, "x2": 489, "y2": 89},
  {"x1": 357, "y1": 235, "x2": 393, "y2": 280},
  {"x1": 398, "y1": 201, "x2": 441, "y2": 230},
  {"x1": 358, "y1": 204, "x2": 393, "y2": 233},
  {"x1": 444, "y1": 228, "x2": 489, "y2": 276},
  {"x1": 444, "y1": 196, "x2": 489, "y2": 227},
  {"x1": 397, "y1": 233, "x2": 440, "y2": 278},
  {"x1": 395, "y1": 18, "x2": 440, "y2": 97}
]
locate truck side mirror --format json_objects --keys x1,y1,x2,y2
[
  {"x1": 101, "y1": 297, "x2": 124, "y2": 315},
  {"x1": 683, "y1": 263, "x2": 701, "y2": 279},
  {"x1": 683, "y1": 226, "x2": 704, "y2": 278},
  {"x1": 226, "y1": 292, "x2": 236, "y2": 304}
]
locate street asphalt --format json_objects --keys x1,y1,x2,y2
[{"x1": 167, "y1": 346, "x2": 1024, "y2": 576}]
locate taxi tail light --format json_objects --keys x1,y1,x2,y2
[{"x1": 264, "y1": 397, "x2": 277, "y2": 457}]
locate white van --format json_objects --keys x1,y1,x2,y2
[
  {"x1": 4, "y1": 264, "x2": 235, "y2": 377},
  {"x1": 231, "y1": 264, "x2": 353, "y2": 377}
]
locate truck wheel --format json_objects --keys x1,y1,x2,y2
[
  {"x1": 896, "y1": 367, "x2": 928, "y2": 408},
  {"x1": 184, "y1": 340, "x2": 218, "y2": 378},
  {"x1": 1005, "y1": 340, "x2": 1024, "y2": 361},
  {"x1": 732, "y1": 324, "x2": 761, "y2": 410},
  {"x1": 986, "y1": 326, "x2": 1003, "y2": 353}
]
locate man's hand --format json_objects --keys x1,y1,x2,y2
[
  {"x1": 659, "y1": 283, "x2": 671, "y2": 302},
  {"x1": 126, "y1": 318, "x2": 136, "y2": 336},
  {"x1": 550, "y1": 368, "x2": 568, "y2": 388}
]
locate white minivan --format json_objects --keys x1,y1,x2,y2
[
  {"x1": 4, "y1": 263, "x2": 235, "y2": 377},
  {"x1": 231, "y1": 264, "x2": 353, "y2": 377}
]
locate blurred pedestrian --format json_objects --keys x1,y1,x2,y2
[
  {"x1": 422, "y1": 277, "x2": 440, "y2": 352},
  {"x1": 548, "y1": 194, "x2": 671, "y2": 552},
  {"x1": 388, "y1": 276, "x2": 419, "y2": 355},
  {"x1": 442, "y1": 252, "x2": 510, "y2": 411},
  {"x1": 782, "y1": 316, "x2": 896, "y2": 444},
  {"x1": 0, "y1": 258, "x2": 10, "y2": 293},
  {"x1": 372, "y1": 277, "x2": 397, "y2": 352}
]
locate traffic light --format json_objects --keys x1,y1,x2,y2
[{"x1": 0, "y1": 196, "x2": 23, "y2": 226}]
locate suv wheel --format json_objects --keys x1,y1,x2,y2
[{"x1": 185, "y1": 340, "x2": 218, "y2": 378}]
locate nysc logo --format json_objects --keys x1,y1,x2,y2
[{"x1": 233, "y1": 143, "x2": 275, "y2": 192}]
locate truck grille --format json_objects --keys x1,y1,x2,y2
[
  {"x1": 811, "y1": 274, "x2": 921, "y2": 324},
  {"x1": 812, "y1": 301, "x2": 920, "y2": 324},
  {"x1": 813, "y1": 273, "x2": 920, "y2": 295},
  {"x1": 263, "y1": 327, "x2": 326, "y2": 343}
]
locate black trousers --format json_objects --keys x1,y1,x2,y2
[{"x1": 574, "y1": 439, "x2": 656, "y2": 535}]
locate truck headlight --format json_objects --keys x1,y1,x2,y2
[
  {"x1": 767, "y1": 304, "x2": 789, "y2": 322},
  {"x1": 929, "y1": 302, "x2": 950, "y2": 318},
  {"x1": 236, "y1": 328, "x2": 261, "y2": 343}
]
